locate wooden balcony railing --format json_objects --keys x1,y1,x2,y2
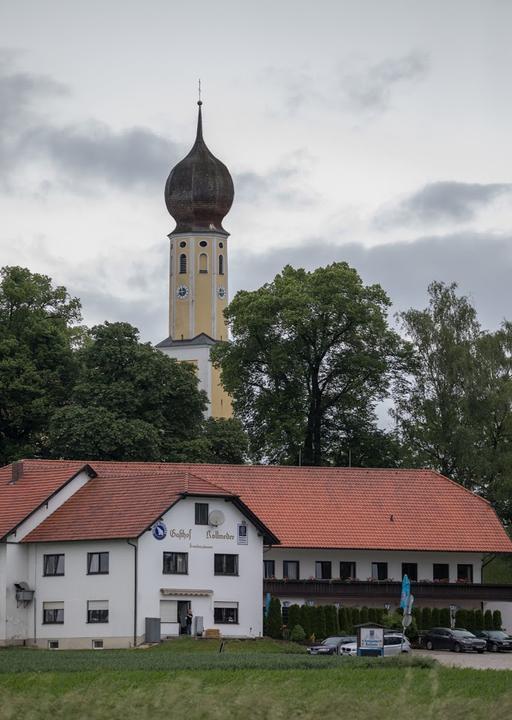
[{"x1": 263, "y1": 579, "x2": 512, "y2": 602}]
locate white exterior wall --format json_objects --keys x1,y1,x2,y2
[
  {"x1": 138, "y1": 496, "x2": 263, "y2": 638},
  {"x1": 0, "y1": 544, "x2": 6, "y2": 644},
  {"x1": 159, "y1": 344, "x2": 212, "y2": 417},
  {"x1": 264, "y1": 548, "x2": 483, "y2": 584},
  {"x1": 1, "y1": 495, "x2": 263, "y2": 647},
  {"x1": 30, "y1": 540, "x2": 134, "y2": 648}
]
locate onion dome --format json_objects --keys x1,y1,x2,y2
[{"x1": 165, "y1": 101, "x2": 234, "y2": 235}]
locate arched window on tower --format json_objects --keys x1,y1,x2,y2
[
  {"x1": 218, "y1": 254, "x2": 224, "y2": 275},
  {"x1": 179, "y1": 254, "x2": 187, "y2": 274},
  {"x1": 199, "y1": 253, "x2": 208, "y2": 273}
]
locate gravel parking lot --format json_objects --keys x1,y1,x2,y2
[{"x1": 414, "y1": 649, "x2": 512, "y2": 670}]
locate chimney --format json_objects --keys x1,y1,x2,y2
[{"x1": 10, "y1": 461, "x2": 23, "y2": 484}]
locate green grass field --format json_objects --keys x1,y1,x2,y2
[{"x1": 0, "y1": 639, "x2": 511, "y2": 720}]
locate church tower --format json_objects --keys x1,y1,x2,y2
[{"x1": 156, "y1": 100, "x2": 234, "y2": 418}]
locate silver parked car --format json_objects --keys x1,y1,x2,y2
[
  {"x1": 341, "y1": 632, "x2": 411, "y2": 656},
  {"x1": 308, "y1": 636, "x2": 357, "y2": 655}
]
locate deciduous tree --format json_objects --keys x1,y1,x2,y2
[
  {"x1": 213, "y1": 263, "x2": 406, "y2": 465},
  {"x1": 0, "y1": 266, "x2": 81, "y2": 464}
]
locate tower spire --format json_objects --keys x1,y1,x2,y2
[{"x1": 196, "y1": 79, "x2": 203, "y2": 141}]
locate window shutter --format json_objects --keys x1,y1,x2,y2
[
  {"x1": 43, "y1": 601, "x2": 64, "y2": 610},
  {"x1": 88, "y1": 600, "x2": 108, "y2": 611}
]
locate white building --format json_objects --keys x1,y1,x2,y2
[
  {"x1": 0, "y1": 461, "x2": 275, "y2": 649},
  {"x1": 1, "y1": 460, "x2": 511, "y2": 648}
]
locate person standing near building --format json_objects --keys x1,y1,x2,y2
[{"x1": 186, "y1": 608, "x2": 193, "y2": 635}]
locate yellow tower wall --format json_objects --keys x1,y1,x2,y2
[{"x1": 168, "y1": 232, "x2": 232, "y2": 419}]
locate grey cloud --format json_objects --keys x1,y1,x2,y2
[
  {"x1": 270, "y1": 51, "x2": 429, "y2": 117},
  {"x1": 76, "y1": 285, "x2": 167, "y2": 344},
  {"x1": 375, "y1": 181, "x2": 512, "y2": 228},
  {"x1": 37, "y1": 231, "x2": 512, "y2": 347},
  {"x1": 230, "y1": 232, "x2": 512, "y2": 332},
  {"x1": 21, "y1": 122, "x2": 177, "y2": 191},
  {"x1": 235, "y1": 159, "x2": 314, "y2": 206},
  {"x1": 340, "y1": 52, "x2": 428, "y2": 113},
  {"x1": 0, "y1": 51, "x2": 178, "y2": 191}
]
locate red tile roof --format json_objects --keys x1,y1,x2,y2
[
  {"x1": 1, "y1": 460, "x2": 511, "y2": 553},
  {"x1": 0, "y1": 460, "x2": 86, "y2": 540},
  {"x1": 21, "y1": 466, "x2": 235, "y2": 542}
]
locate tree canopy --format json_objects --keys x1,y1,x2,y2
[
  {"x1": 393, "y1": 282, "x2": 512, "y2": 524},
  {"x1": 48, "y1": 321, "x2": 208, "y2": 461},
  {"x1": 212, "y1": 263, "x2": 407, "y2": 465},
  {"x1": 0, "y1": 266, "x2": 81, "y2": 464}
]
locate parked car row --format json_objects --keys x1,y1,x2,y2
[
  {"x1": 307, "y1": 627, "x2": 512, "y2": 657},
  {"x1": 421, "y1": 627, "x2": 512, "y2": 653},
  {"x1": 307, "y1": 632, "x2": 411, "y2": 656}
]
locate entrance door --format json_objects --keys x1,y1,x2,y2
[{"x1": 177, "y1": 600, "x2": 191, "y2": 635}]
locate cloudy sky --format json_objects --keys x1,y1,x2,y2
[{"x1": 1, "y1": 0, "x2": 511, "y2": 342}]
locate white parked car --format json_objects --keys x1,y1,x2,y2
[{"x1": 340, "y1": 632, "x2": 411, "y2": 657}]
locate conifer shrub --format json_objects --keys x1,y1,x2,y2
[
  {"x1": 484, "y1": 609, "x2": 493, "y2": 630},
  {"x1": 368, "y1": 607, "x2": 377, "y2": 623},
  {"x1": 360, "y1": 606, "x2": 369, "y2": 624},
  {"x1": 338, "y1": 607, "x2": 348, "y2": 632},
  {"x1": 267, "y1": 597, "x2": 282, "y2": 639},
  {"x1": 314, "y1": 606, "x2": 327, "y2": 639},
  {"x1": 351, "y1": 608, "x2": 361, "y2": 627},
  {"x1": 474, "y1": 609, "x2": 484, "y2": 632},
  {"x1": 290, "y1": 624, "x2": 306, "y2": 642},
  {"x1": 421, "y1": 607, "x2": 432, "y2": 630},
  {"x1": 287, "y1": 604, "x2": 301, "y2": 631},
  {"x1": 324, "y1": 605, "x2": 338, "y2": 636},
  {"x1": 465, "y1": 609, "x2": 476, "y2": 632},
  {"x1": 299, "y1": 604, "x2": 312, "y2": 637},
  {"x1": 412, "y1": 607, "x2": 422, "y2": 631},
  {"x1": 493, "y1": 610, "x2": 503, "y2": 630},
  {"x1": 431, "y1": 608, "x2": 441, "y2": 627},
  {"x1": 439, "y1": 608, "x2": 450, "y2": 628},
  {"x1": 455, "y1": 609, "x2": 467, "y2": 628}
]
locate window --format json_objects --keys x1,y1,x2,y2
[
  {"x1": 371, "y1": 562, "x2": 388, "y2": 581},
  {"x1": 339, "y1": 561, "x2": 356, "y2": 580},
  {"x1": 315, "y1": 561, "x2": 332, "y2": 580},
  {"x1": 87, "y1": 600, "x2": 109, "y2": 623},
  {"x1": 87, "y1": 552, "x2": 109, "y2": 575},
  {"x1": 214, "y1": 554, "x2": 238, "y2": 575},
  {"x1": 92, "y1": 640, "x2": 104, "y2": 649},
  {"x1": 218, "y1": 254, "x2": 224, "y2": 275},
  {"x1": 282, "y1": 601, "x2": 290, "y2": 625},
  {"x1": 195, "y1": 503, "x2": 209, "y2": 525},
  {"x1": 214, "y1": 602, "x2": 238, "y2": 624},
  {"x1": 457, "y1": 564, "x2": 473, "y2": 583},
  {"x1": 433, "y1": 563, "x2": 450, "y2": 582},
  {"x1": 199, "y1": 240, "x2": 208, "y2": 247},
  {"x1": 264, "y1": 559, "x2": 275, "y2": 579},
  {"x1": 283, "y1": 561, "x2": 300, "y2": 580},
  {"x1": 179, "y1": 253, "x2": 187, "y2": 274},
  {"x1": 43, "y1": 554, "x2": 64, "y2": 576},
  {"x1": 401, "y1": 563, "x2": 418, "y2": 582},
  {"x1": 199, "y1": 253, "x2": 208, "y2": 273},
  {"x1": 237, "y1": 523, "x2": 248, "y2": 545},
  {"x1": 48, "y1": 640, "x2": 59, "y2": 650},
  {"x1": 163, "y1": 552, "x2": 188, "y2": 575},
  {"x1": 43, "y1": 601, "x2": 64, "y2": 624}
]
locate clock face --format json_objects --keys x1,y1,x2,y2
[
  {"x1": 217, "y1": 286, "x2": 226, "y2": 299},
  {"x1": 176, "y1": 285, "x2": 189, "y2": 299}
]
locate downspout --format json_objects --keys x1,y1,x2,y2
[{"x1": 127, "y1": 540, "x2": 138, "y2": 647}]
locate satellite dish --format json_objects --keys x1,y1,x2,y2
[{"x1": 208, "y1": 510, "x2": 225, "y2": 527}]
